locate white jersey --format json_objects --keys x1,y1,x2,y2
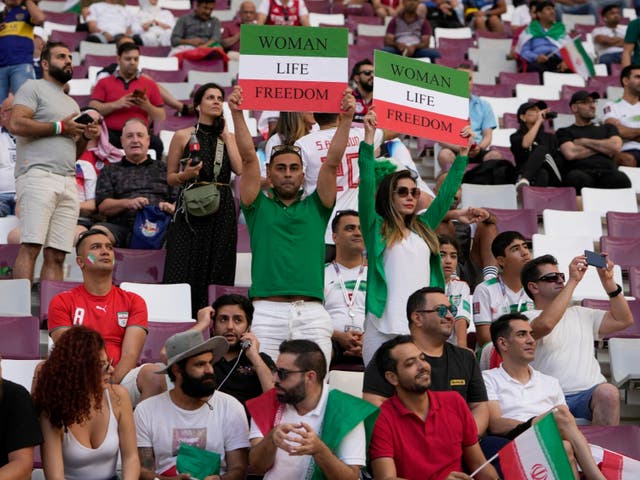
[
  {"x1": 134, "y1": 390, "x2": 249, "y2": 476},
  {"x1": 324, "y1": 261, "x2": 367, "y2": 333},
  {"x1": 296, "y1": 126, "x2": 384, "y2": 243},
  {"x1": 472, "y1": 276, "x2": 534, "y2": 327},
  {"x1": 446, "y1": 277, "x2": 472, "y2": 345},
  {"x1": 603, "y1": 97, "x2": 640, "y2": 151}
]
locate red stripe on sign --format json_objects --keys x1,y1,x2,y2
[
  {"x1": 499, "y1": 441, "x2": 527, "y2": 479},
  {"x1": 600, "y1": 449, "x2": 623, "y2": 480},
  {"x1": 560, "y1": 49, "x2": 576, "y2": 73},
  {"x1": 238, "y1": 79, "x2": 347, "y2": 112},
  {"x1": 374, "y1": 99, "x2": 469, "y2": 145}
]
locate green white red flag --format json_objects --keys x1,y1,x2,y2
[
  {"x1": 238, "y1": 25, "x2": 348, "y2": 112},
  {"x1": 373, "y1": 50, "x2": 469, "y2": 145},
  {"x1": 560, "y1": 38, "x2": 595, "y2": 80},
  {"x1": 497, "y1": 413, "x2": 574, "y2": 480},
  {"x1": 590, "y1": 444, "x2": 640, "y2": 479}
]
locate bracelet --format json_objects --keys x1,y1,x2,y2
[{"x1": 607, "y1": 284, "x2": 622, "y2": 298}]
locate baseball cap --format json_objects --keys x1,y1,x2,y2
[
  {"x1": 517, "y1": 100, "x2": 548, "y2": 117},
  {"x1": 156, "y1": 330, "x2": 229, "y2": 374},
  {"x1": 569, "y1": 90, "x2": 600, "y2": 105}
]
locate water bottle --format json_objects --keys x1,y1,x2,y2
[{"x1": 189, "y1": 132, "x2": 200, "y2": 166}]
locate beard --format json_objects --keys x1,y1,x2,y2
[
  {"x1": 276, "y1": 379, "x2": 306, "y2": 405},
  {"x1": 180, "y1": 369, "x2": 217, "y2": 399},
  {"x1": 399, "y1": 371, "x2": 430, "y2": 394},
  {"x1": 49, "y1": 64, "x2": 73, "y2": 84},
  {"x1": 359, "y1": 81, "x2": 373, "y2": 93}
]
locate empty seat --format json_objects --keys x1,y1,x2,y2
[
  {"x1": 39, "y1": 280, "x2": 83, "y2": 326},
  {"x1": 618, "y1": 166, "x2": 640, "y2": 194},
  {"x1": 141, "y1": 68, "x2": 187, "y2": 82},
  {"x1": 581, "y1": 187, "x2": 638, "y2": 217},
  {"x1": 49, "y1": 30, "x2": 87, "y2": 52},
  {"x1": 532, "y1": 233, "x2": 592, "y2": 264},
  {"x1": 0, "y1": 279, "x2": 31, "y2": 316},
  {"x1": 521, "y1": 186, "x2": 577, "y2": 216},
  {"x1": 515, "y1": 83, "x2": 561, "y2": 102},
  {"x1": 327, "y1": 369, "x2": 364, "y2": 397},
  {"x1": 581, "y1": 299, "x2": 640, "y2": 339},
  {"x1": 491, "y1": 128, "x2": 517, "y2": 147},
  {"x1": 140, "y1": 321, "x2": 199, "y2": 363},
  {"x1": 79, "y1": 40, "x2": 116, "y2": 60},
  {"x1": 542, "y1": 209, "x2": 602, "y2": 242},
  {"x1": 0, "y1": 316, "x2": 40, "y2": 359},
  {"x1": 460, "y1": 184, "x2": 517, "y2": 209},
  {"x1": 0, "y1": 244, "x2": 19, "y2": 278},
  {"x1": 138, "y1": 55, "x2": 179, "y2": 71},
  {"x1": 499, "y1": 71, "x2": 540, "y2": 96},
  {"x1": 471, "y1": 84, "x2": 506, "y2": 97},
  {"x1": 600, "y1": 236, "x2": 640, "y2": 270},
  {"x1": 120, "y1": 282, "x2": 192, "y2": 322},
  {"x1": 608, "y1": 338, "x2": 640, "y2": 389},
  {"x1": 481, "y1": 97, "x2": 522, "y2": 128},
  {"x1": 606, "y1": 211, "x2": 640, "y2": 238},
  {"x1": 629, "y1": 266, "x2": 640, "y2": 299},
  {"x1": 207, "y1": 284, "x2": 250, "y2": 304},
  {"x1": 488, "y1": 208, "x2": 538, "y2": 239},
  {"x1": 112, "y1": 248, "x2": 166, "y2": 285},
  {"x1": 1, "y1": 359, "x2": 41, "y2": 391}
]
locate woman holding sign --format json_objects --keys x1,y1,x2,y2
[{"x1": 359, "y1": 108, "x2": 469, "y2": 365}]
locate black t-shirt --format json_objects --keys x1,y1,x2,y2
[
  {"x1": 0, "y1": 379, "x2": 43, "y2": 467},
  {"x1": 556, "y1": 123, "x2": 619, "y2": 171},
  {"x1": 510, "y1": 128, "x2": 559, "y2": 170},
  {"x1": 215, "y1": 352, "x2": 275, "y2": 407},
  {"x1": 363, "y1": 342, "x2": 488, "y2": 403}
]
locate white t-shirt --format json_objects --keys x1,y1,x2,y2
[
  {"x1": 592, "y1": 24, "x2": 626, "y2": 57},
  {"x1": 511, "y1": 4, "x2": 532, "y2": 27},
  {"x1": 446, "y1": 277, "x2": 472, "y2": 345},
  {"x1": 324, "y1": 261, "x2": 367, "y2": 333},
  {"x1": 249, "y1": 386, "x2": 366, "y2": 479},
  {"x1": 483, "y1": 365, "x2": 566, "y2": 422},
  {"x1": 603, "y1": 98, "x2": 640, "y2": 151},
  {"x1": 0, "y1": 130, "x2": 16, "y2": 194},
  {"x1": 134, "y1": 390, "x2": 250, "y2": 476},
  {"x1": 295, "y1": 126, "x2": 384, "y2": 243},
  {"x1": 87, "y1": 3, "x2": 134, "y2": 36},
  {"x1": 473, "y1": 276, "x2": 535, "y2": 327},
  {"x1": 524, "y1": 306, "x2": 606, "y2": 394}
]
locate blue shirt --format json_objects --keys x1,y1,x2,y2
[
  {"x1": 520, "y1": 36, "x2": 559, "y2": 63},
  {"x1": 0, "y1": 3, "x2": 35, "y2": 67},
  {"x1": 469, "y1": 95, "x2": 497, "y2": 144}
]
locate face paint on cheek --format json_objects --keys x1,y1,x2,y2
[{"x1": 86, "y1": 253, "x2": 96, "y2": 264}]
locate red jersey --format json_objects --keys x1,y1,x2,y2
[
  {"x1": 266, "y1": 0, "x2": 302, "y2": 25},
  {"x1": 48, "y1": 285, "x2": 148, "y2": 365}
]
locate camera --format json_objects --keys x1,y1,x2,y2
[{"x1": 544, "y1": 111, "x2": 558, "y2": 120}]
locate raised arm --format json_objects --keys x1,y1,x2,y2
[
  {"x1": 597, "y1": 258, "x2": 634, "y2": 336},
  {"x1": 228, "y1": 86, "x2": 261, "y2": 207},
  {"x1": 316, "y1": 88, "x2": 356, "y2": 208}
]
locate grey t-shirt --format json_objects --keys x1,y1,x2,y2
[{"x1": 14, "y1": 79, "x2": 79, "y2": 177}]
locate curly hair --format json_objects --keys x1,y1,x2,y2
[{"x1": 33, "y1": 326, "x2": 106, "y2": 430}]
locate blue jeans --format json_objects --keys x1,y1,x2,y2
[
  {"x1": 555, "y1": 1, "x2": 597, "y2": 21},
  {"x1": 0, "y1": 63, "x2": 35, "y2": 100},
  {"x1": 382, "y1": 45, "x2": 441, "y2": 61},
  {"x1": 0, "y1": 192, "x2": 15, "y2": 217},
  {"x1": 599, "y1": 51, "x2": 622, "y2": 73}
]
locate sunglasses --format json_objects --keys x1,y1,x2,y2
[
  {"x1": 536, "y1": 272, "x2": 565, "y2": 283},
  {"x1": 359, "y1": 70, "x2": 374, "y2": 76},
  {"x1": 415, "y1": 304, "x2": 458, "y2": 318},
  {"x1": 275, "y1": 367, "x2": 308, "y2": 381},
  {"x1": 394, "y1": 186, "x2": 421, "y2": 198},
  {"x1": 270, "y1": 143, "x2": 302, "y2": 161}
]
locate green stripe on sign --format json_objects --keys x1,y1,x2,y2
[
  {"x1": 240, "y1": 24, "x2": 348, "y2": 57},
  {"x1": 374, "y1": 50, "x2": 469, "y2": 97},
  {"x1": 534, "y1": 414, "x2": 575, "y2": 480}
]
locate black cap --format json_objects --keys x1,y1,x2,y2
[
  {"x1": 569, "y1": 90, "x2": 601, "y2": 106},
  {"x1": 536, "y1": 0, "x2": 555, "y2": 10},
  {"x1": 517, "y1": 100, "x2": 548, "y2": 116},
  {"x1": 601, "y1": 3, "x2": 620, "y2": 16}
]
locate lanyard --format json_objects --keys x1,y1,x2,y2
[
  {"x1": 497, "y1": 275, "x2": 526, "y2": 313},
  {"x1": 332, "y1": 260, "x2": 365, "y2": 319}
]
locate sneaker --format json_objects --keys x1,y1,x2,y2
[{"x1": 515, "y1": 176, "x2": 530, "y2": 193}]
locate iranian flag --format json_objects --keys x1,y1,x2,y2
[
  {"x1": 497, "y1": 413, "x2": 574, "y2": 479},
  {"x1": 238, "y1": 24, "x2": 348, "y2": 112},
  {"x1": 590, "y1": 444, "x2": 640, "y2": 479},
  {"x1": 373, "y1": 50, "x2": 469, "y2": 145},
  {"x1": 560, "y1": 38, "x2": 595, "y2": 79}
]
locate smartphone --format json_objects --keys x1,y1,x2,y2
[
  {"x1": 132, "y1": 89, "x2": 146, "y2": 98},
  {"x1": 584, "y1": 250, "x2": 606, "y2": 269},
  {"x1": 73, "y1": 112, "x2": 94, "y2": 125}
]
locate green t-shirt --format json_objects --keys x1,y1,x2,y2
[
  {"x1": 624, "y1": 18, "x2": 640, "y2": 65},
  {"x1": 241, "y1": 190, "x2": 332, "y2": 299}
]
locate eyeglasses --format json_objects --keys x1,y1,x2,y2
[
  {"x1": 359, "y1": 70, "x2": 374, "y2": 76},
  {"x1": 393, "y1": 186, "x2": 421, "y2": 198},
  {"x1": 415, "y1": 304, "x2": 458, "y2": 318},
  {"x1": 275, "y1": 367, "x2": 308, "y2": 381},
  {"x1": 536, "y1": 272, "x2": 565, "y2": 283},
  {"x1": 100, "y1": 358, "x2": 114, "y2": 373}
]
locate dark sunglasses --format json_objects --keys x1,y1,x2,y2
[
  {"x1": 275, "y1": 367, "x2": 308, "y2": 381},
  {"x1": 536, "y1": 272, "x2": 565, "y2": 283},
  {"x1": 270, "y1": 144, "x2": 302, "y2": 161},
  {"x1": 415, "y1": 304, "x2": 458, "y2": 318},
  {"x1": 359, "y1": 70, "x2": 374, "y2": 76},
  {"x1": 394, "y1": 186, "x2": 421, "y2": 198}
]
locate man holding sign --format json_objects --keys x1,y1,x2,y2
[{"x1": 229, "y1": 85, "x2": 355, "y2": 366}]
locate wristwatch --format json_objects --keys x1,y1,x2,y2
[{"x1": 607, "y1": 284, "x2": 622, "y2": 298}]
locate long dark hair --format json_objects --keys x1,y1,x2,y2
[{"x1": 194, "y1": 82, "x2": 225, "y2": 135}]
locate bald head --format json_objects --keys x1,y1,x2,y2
[{"x1": 239, "y1": 0, "x2": 256, "y2": 23}]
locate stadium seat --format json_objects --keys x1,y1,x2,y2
[
  {"x1": 333, "y1": 2, "x2": 375, "y2": 16},
  {"x1": 120, "y1": 282, "x2": 192, "y2": 322},
  {"x1": 573, "y1": 23, "x2": 596, "y2": 40},
  {"x1": 49, "y1": 30, "x2": 87, "y2": 52},
  {"x1": 471, "y1": 84, "x2": 505, "y2": 97},
  {"x1": 521, "y1": 186, "x2": 577, "y2": 216},
  {"x1": 0, "y1": 316, "x2": 40, "y2": 359},
  {"x1": 139, "y1": 55, "x2": 178, "y2": 71},
  {"x1": 140, "y1": 321, "x2": 199, "y2": 363},
  {"x1": 141, "y1": 68, "x2": 187, "y2": 82},
  {"x1": 606, "y1": 211, "x2": 640, "y2": 238},
  {"x1": 207, "y1": 284, "x2": 250, "y2": 304},
  {"x1": 79, "y1": 40, "x2": 116, "y2": 60},
  {"x1": 515, "y1": 83, "x2": 561, "y2": 102},
  {"x1": 0, "y1": 279, "x2": 31, "y2": 316},
  {"x1": 600, "y1": 236, "x2": 640, "y2": 270},
  {"x1": 543, "y1": 71, "x2": 585, "y2": 90},
  {"x1": 491, "y1": 128, "x2": 517, "y2": 147},
  {"x1": 561, "y1": 13, "x2": 595, "y2": 32},
  {"x1": 188, "y1": 70, "x2": 235, "y2": 89},
  {"x1": 0, "y1": 215, "x2": 19, "y2": 243},
  {"x1": 234, "y1": 253, "x2": 252, "y2": 287},
  {"x1": 460, "y1": 184, "x2": 517, "y2": 209},
  {"x1": 346, "y1": 16, "x2": 382, "y2": 34},
  {"x1": 477, "y1": 37, "x2": 512, "y2": 54},
  {"x1": 580, "y1": 425, "x2": 640, "y2": 461},
  {"x1": 327, "y1": 370, "x2": 364, "y2": 397},
  {"x1": 531, "y1": 234, "x2": 592, "y2": 266},
  {"x1": 580, "y1": 299, "x2": 640, "y2": 339},
  {"x1": 181, "y1": 57, "x2": 226, "y2": 73},
  {"x1": 39, "y1": 280, "x2": 83, "y2": 327},
  {"x1": 67, "y1": 78, "x2": 93, "y2": 96},
  {"x1": 618, "y1": 166, "x2": 640, "y2": 194},
  {"x1": 139, "y1": 45, "x2": 171, "y2": 57},
  {"x1": 0, "y1": 244, "x2": 19, "y2": 278},
  {"x1": 309, "y1": 13, "x2": 345, "y2": 26},
  {"x1": 434, "y1": 27, "x2": 472, "y2": 46},
  {"x1": 608, "y1": 338, "x2": 640, "y2": 389},
  {"x1": 499, "y1": 71, "x2": 540, "y2": 96},
  {"x1": 488, "y1": 208, "x2": 538, "y2": 239},
  {"x1": 157, "y1": 82, "x2": 192, "y2": 100},
  {"x1": 1, "y1": 359, "x2": 41, "y2": 391},
  {"x1": 542, "y1": 209, "x2": 602, "y2": 243},
  {"x1": 237, "y1": 224, "x2": 250, "y2": 253},
  {"x1": 305, "y1": 0, "x2": 330, "y2": 13},
  {"x1": 39, "y1": 0, "x2": 68, "y2": 12},
  {"x1": 629, "y1": 266, "x2": 640, "y2": 299},
  {"x1": 153, "y1": 115, "x2": 194, "y2": 135},
  {"x1": 112, "y1": 248, "x2": 166, "y2": 285},
  {"x1": 481, "y1": 97, "x2": 521, "y2": 127},
  {"x1": 356, "y1": 23, "x2": 386, "y2": 37},
  {"x1": 581, "y1": 187, "x2": 638, "y2": 217}
]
